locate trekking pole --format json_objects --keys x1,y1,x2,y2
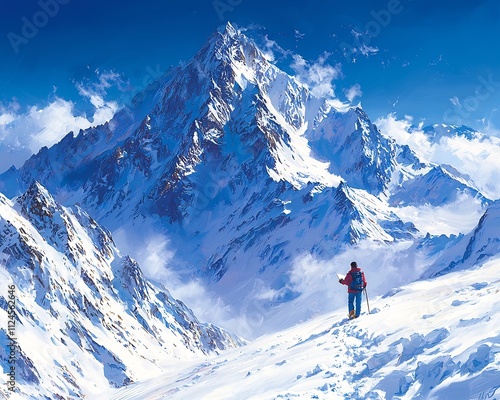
[{"x1": 364, "y1": 288, "x2": 371, "y2": 314}]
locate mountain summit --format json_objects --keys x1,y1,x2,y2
[{"x1": 0, "y1": 24, "x2": 488, "y2": 335}]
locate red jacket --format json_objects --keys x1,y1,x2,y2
[{"x1": 340, "y1": 267, "x2": 367, "y2": 293}]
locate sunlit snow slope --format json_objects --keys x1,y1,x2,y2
[{"x1": 99, "y1": 256, "x2": 500, "y2": 400}]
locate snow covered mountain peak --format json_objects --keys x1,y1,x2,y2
[
  {"x1": 217, "y1": 21, "x2": 238, "y2": 36},
  {"x1": 389, "y1": 163, "x2": 488, "y2": 207},
  {"x1": 184, "y1": 20, "x2": 273, "y2": 95},
  {"x1": 306, "y1": 105, "x2": 398, "y2": 195},
  {"x1": 0, "y1": 25, "x2": 420, "y2": 206},
  {"x1": 422, "y1": 123, "x2": 481, "y2": 141},
  {"x1": 0, "y1": 22, "x2": 493, "y2": 344},
  {"x1": 19, "y1": 181, "x2": 56, "y2": 209},
  {"x1": 0, "y1": 184, "x2": 240, "y2": 398}
]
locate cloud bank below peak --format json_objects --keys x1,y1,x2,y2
[
  {"x1": 0, "y1": 70, "x2": 123, "y2": 174},
  {"x1": 376, "y1": 113, "x2": 500, "y2": 200}
]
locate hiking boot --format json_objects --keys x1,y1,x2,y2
[{"x1": 348, "y1": 310, "x2": 356, "y2": 319}]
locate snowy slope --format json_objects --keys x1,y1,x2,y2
[
  {"x1": 0, "y1": 183, "x2": 240, "y2": 399},
  {"x1": 423, "y1": 200, "x2": 500, "y2": 278},
  {"x1": 97, "y1": 256, "x2": 500, "y2": 400}
]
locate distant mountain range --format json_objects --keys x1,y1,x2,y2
[{"x1": 423, "y1": 199, "x2": 500, "y2": 278}]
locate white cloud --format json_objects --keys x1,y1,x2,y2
[
  {"x1": 392, "y1": 192, "x2": 484, "y2": 236},
  {"x1": 341, "y1": 30, "x2": 380, "y2": 62},
  {"x1": 376, "y1": 113, "x2": 500, "y2": 199},
  {"x1": 375, "y1": 114, "x2": 434, "y2": 162},
  {"x1": 344, "y1": 83, "x2": 363, "y2": 102},
  {"x1": 449, "y1": 96, "x2": 462, "y2": 108},
  {"x1": 474, "y1": 117, "x2": 500, "y2": 137},
  {"x1": 0, "y1": 70, "x2": 123, "y2": 173},
  {"x1": 0, "y1": 113, "x2": 15, "y2": 126},
  {"x1": 111, "y1": 228, "x2": 261, "y2": 339},
  {"x1": 294, "y1": 29, "x2": 305, "y2": 41},
  {"x1": 0, "y1": 100, "x2": 20, "y2": 127},
  {"x1": 131, "y1": 234, "x2": 176, "y2": 282},
  {"x1": 359, "y1": 44, "x2": 379, "y2": 57},
  {"x1": 291, "y1": 53, "x2": 342, "y2": 98},
  {"x1": 278, "y1": 240, "x2": 428, "y2": 326},
  {"x1": 326, "y1": 98, "x2": 353, "y2": 113},
  {"x1": 259, "y1": 35, "x2": 283, "y2": 62}
]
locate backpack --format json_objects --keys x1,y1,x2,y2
[{"x1": 350, "y1": 270, "x2": 364, "y2": 292}]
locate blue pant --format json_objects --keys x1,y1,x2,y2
[{"x1": 348, "y1": 291, "x2": 363, "y2": 317}]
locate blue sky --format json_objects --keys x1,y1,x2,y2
[{"x1": 1, "y1": 0, "x2": 500, "y2": 171}]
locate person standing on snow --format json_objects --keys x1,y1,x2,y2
[{"x1": 338, "y1": 261, "x2": 367, "y2": 319}]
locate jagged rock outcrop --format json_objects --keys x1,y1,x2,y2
[{"x1": 0, "y1": 183, "x2": 241, "y2": 398}]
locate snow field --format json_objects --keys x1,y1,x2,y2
[{"x1": 100, "y1": 257, "x2": 500, "y2": 400}]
